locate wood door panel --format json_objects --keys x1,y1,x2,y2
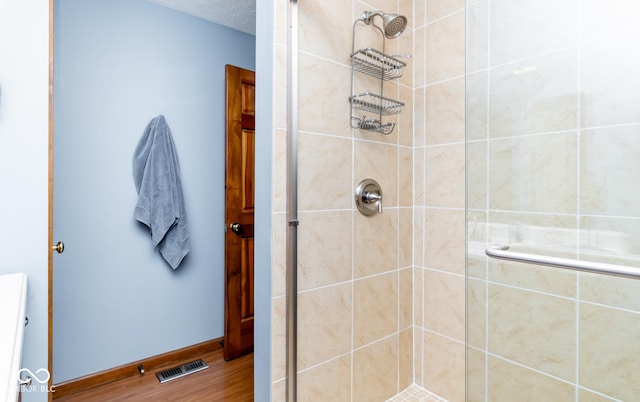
[
  {"x1": 240, "y1": 237, "x2": 254, "y2": 319},
  {"x1": 224, "y1": 64, "x2": 255, "y2": 361},
  {"x1": 241, "y1": 129, "x2": 255, "y2": 212}
]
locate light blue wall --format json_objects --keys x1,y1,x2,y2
[{"x1": 53, "y1": 0, "x2": 255, "y2": 382}]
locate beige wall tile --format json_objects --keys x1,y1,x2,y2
[
  {"x1": 298, "y1": 211, "x2": 352, "y2": 291},
  {"x1": 489, "y1": 259, "x2": 577, "y2": 299},
  {"x1": 579, "y1": 388, "x2": 619, "y2": 402},
  {"x1": 414, "y1": 149, "x2": 425, "y2": 206},
  {"x1": 274, "y1": 46, "x2": 287, "y2": 131},
  {"x1": 353, "y1": 336, "x2": 399, "y2": 401},
  {"x1": 467, "y1": 279, "x2": 486, "y2": 349},
  {"x1": 297, "y1": 283, "x2": 352, "y2": 370},
  {"x1": 298, "y1": 355, "x2": 351, "y2": 402},
  {"x1": 414, "y1": 327, "x2": 423, "y2": 387},
  {"x1": 487, "y1": 356, "x2": 575, "y2": 400},
  {"x1": 424, "y1": 208, "x2": 466, "y2": 274},
  {"x1": 581, "y1": 125, "x2": 640, "y2": 217},
  {"x1": 399, "y1": 208, "x2": 413, "y2": 269},
  {"x1": 414, "y1": 0, "x2": 426, "y2": 28},
  {"x1": 355, "y1": 140, "x2": 399, "y2": 207},
  {"x1": 299, "y1": 53, "x2": 352, "y2": 136},
  {"x1": 414, "y1": 267, "x2": 424, "y2": 328},
  {"x1": 426, "y1": 11, "x2": 464, "y2": 84},
  {"x1": 353, "y1": 272, "x2": 399, "y2": 348},
  {"x1": 426, "y1": 0, "x2": 464, "y2": 22},
  {"x1": 581, "y1": 44, "x2": 640, "y2": 127},
  {"x1": 399, "y1": 0, "x2": 413, "y2": 28},
  {"x1": 398, "y1": 31, "x2": 414, "y2": 90},
  {"x1": 581, "y1": 0, "x2": 640, "y2": 43},
  {"x1": 299, "y1": 0, "x2": 353, "y2": 64},
  {"x1": 467, "y1": 210, "x2": 488, "y2": 280},
  {"x1": 466, "y1": 1, "x2": 488, "y2": 73},
  {"x1": 488, "y1": 49, "x2": 579, "y2": 138},
  {"x1": 426, "y1": 77, "x2": 465, "y2": 145},
  {"x1": 357, "y1": 0, "x2": 399, "y2": 14},
  {"x1": 467, "y1": 348, "x2": 486, "y2": 402},
  {"x1": 398, "y1": 86, "x2": 414, "y2": 147},
  {"x1": 272, "y1": 128, "x2": 287, "y2": 213},
  {"x1": 488, "y1": 284, "x2": 576, "y2": 381},
  {"x1": 425, "y1": 143, "x2": 465, "y2": 208},
  {"x1": 414, "y1": 26, "x2": 426, "y2": 88},
  {"x1": 489, "y1": 0, "x2": 577, "y2": 66},
  {"x1": 580, "y1": 216, "x2": 640, "y2": 260},
  {"x1": 580, "y1": 303, "x2": 640, "y2": 401},
  {"x1": 399, "y1": 267, "x2": 413, "y2": 329},
  {"x1": 414, "y1": 88, "x2": 426, "y2": 148},
  {"x1": 423, "y1": 331, "x2": 465, "y2": 401},
  {"x1": 274, "y1": 0, "x2": 287, "y2": 47},
  {"x1": 424, "y1": 269, "x2": 465, "y2": 341},
  {"x1": 489, "y1": 132, "x2": 578, "y2": 214},
  {"x1": 272, "y1": 296, "x2": 287, "y2": 382},
  {"x1": 466, "y1": 72, "x2": 488, "y2": 141},
  {"x1": 272, "y1": 212, "x2": 287, "y2": 297},
  {"x1": 414, "y1": 207, "x2": 425, "y2": 267},
  {"x1": 399, "y1": 148, "x2": 414, "y2": 207},
  {"x1": 580, "y1": 273, "x2": 640, "y2": 313},
  {"x1": 298, "y1": 132, "x2": 352, "y2": 211},
  {"x1": 273, "y1": 378, "x2": 286, "y2": 402},
  {"x1": 354, "y1": 210, "x2": 399, "y2": 277},
  {"x1": 399, "y1": 328, "x2": 413, "y2": 391},
  {"x1": 466, "y1": 141, "x2": 487, "y2": 210}
]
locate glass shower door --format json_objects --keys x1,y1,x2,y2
[{"x1": 466, "y1": 0, "x2": 640, "y2": 400}]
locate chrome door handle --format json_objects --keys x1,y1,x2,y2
[
  {"x1": 230, "y1": 222, "x2": 242, "y2": 234},
  {"x1": 52, "y1": 241, "x2": 65, "y2": 254}
]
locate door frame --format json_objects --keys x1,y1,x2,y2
[{"x1": 48, "y1": 1, "x2": 55, "y2": 399}]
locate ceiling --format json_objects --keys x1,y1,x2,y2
[{"x1": 147, "y1": 0, "x2": 256, "y2": 35}]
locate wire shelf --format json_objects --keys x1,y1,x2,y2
[
  {"x1": 351, "y1": 117, "x2": 396, "y2": 135},
  {"x1": 350, "y1": 48, "x2": 406, "y2": 81},
  {"x1": 349, "y1": 92, "x2": 404, "y2": 116}
]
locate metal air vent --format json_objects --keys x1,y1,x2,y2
[{"x1": 156, "y1": 359, "x2": 209, "y2": 383}]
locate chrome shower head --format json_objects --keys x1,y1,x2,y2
[{"x1": 362, "y1": 10, "x2": 408, "y2": 39}]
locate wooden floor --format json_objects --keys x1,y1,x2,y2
[{"x1": 53, "y1": 350, "x2": 253, "y2": 402}]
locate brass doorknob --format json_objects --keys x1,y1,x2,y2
[
  {"x1": 230, "y1": 222, "x2": 242, "y2": 234},
  {"x1": 52, "y1": 241, "x2": 65, "y2": 254}
]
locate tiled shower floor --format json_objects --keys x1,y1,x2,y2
[{"x1": 387, "y1": 384, "x2": 448, "y2": 402}]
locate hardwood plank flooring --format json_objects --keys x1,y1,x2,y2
[{"x1": 53, "y1": 350, "x2": 253, "y2": 402}]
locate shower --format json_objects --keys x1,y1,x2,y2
[{"x1": 361, "y1": 10, "x2": 407, "y2": 39}]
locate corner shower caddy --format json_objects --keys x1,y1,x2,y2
[{"x1": 349, "y1": 15, "x2": 406, "y2": 135}]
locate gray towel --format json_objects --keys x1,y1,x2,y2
[{"x1": 133, "y1": 115, "x2": 190, "y2": 269}]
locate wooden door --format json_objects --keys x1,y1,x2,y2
[{"x1": 224, "y1": 64, "x2": 256, "y2": 360}]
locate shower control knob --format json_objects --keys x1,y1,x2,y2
[{"x1": 355, "y1": 179, "x2": 384, "y2": 216}]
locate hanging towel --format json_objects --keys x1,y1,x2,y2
[{"x1": 133, "y1": 115, "x2": 190, "y2": 269}]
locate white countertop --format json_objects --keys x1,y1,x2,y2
[{"x1": 0, "y1": 273, "x2": 28, "y2": 402}]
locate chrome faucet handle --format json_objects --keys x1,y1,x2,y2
[
  {"x1": 363, "y1": 191, "x2": 382, "y2": 213},
  {"x1": 355, "y1": 179, "x2": 383, "y2": 216}
]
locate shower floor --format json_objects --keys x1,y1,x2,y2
[{"x1": 387, "y1": 384, "x2": 448, "y2": 402}]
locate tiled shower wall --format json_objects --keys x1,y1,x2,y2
[
  {"x1": 271, "y1": 0, "x2": 417, "y2": 400},
  {"x1": 466, "y1": 0, "x2": 640, "y2": 400},
  {"x1": 269, "y1": 0, "x2": 469, "y2": 400},
  {"x1": 414, "y1": 0, "x2": 466, "y2": 401}
]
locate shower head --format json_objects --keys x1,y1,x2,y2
[{"x1": 362, "y1": 10, "x2": 408, "y2": 39}]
